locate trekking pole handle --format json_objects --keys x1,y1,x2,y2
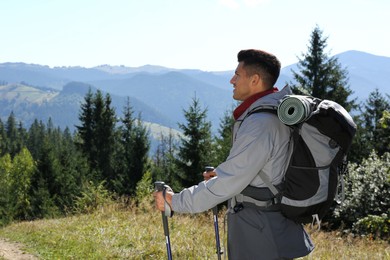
[
  {"x1": 205, "y1": 166, "x2": 215, "y2": 172},
  {"x1": 204, "y1": 166, "x2": 216, "y2": 180},
  {"x1": 154, "y1": 181, "x2": 173, "y2": 260},
  {"x1": 155, "y1": 181, "x2": 166, "y2": 192}
]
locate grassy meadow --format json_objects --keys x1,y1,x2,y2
[{"x1": 0, "y1": 198, "x2": 389, "y2": 259}]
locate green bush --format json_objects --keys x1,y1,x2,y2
[
  {"x1": 134, "y1": 170, "x2": 155, "y2": 213},
  {"x1": 353, "y1": 213, "x2": 390, "y2": 240},
  {"x1": 73, "y1": 181, "x2": 113, "y2": 214},
  {"x1": 0, "y1": 149, "x2": 35, "y2": 225},
  {"x1": 135, "y1": 170, "x2": 153, "y2": 202},
  {"x1": 333, "y1": 151, "x2": 390, "y2": 230}
]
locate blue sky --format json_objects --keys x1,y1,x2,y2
[{"x1": 1, "y1": 0, "x2": 389, "y2": 71}]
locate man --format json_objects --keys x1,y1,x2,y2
[{"x1": 154, "y1": 49, "x2": 314, "y2": 259}]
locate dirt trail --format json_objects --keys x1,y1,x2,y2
[{"x1": 0, "y1": 238, "x2": 38, "y2": 260}]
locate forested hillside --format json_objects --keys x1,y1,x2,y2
[{"x1": 1, "y1": 50, "x2": 389, "y2": 134}]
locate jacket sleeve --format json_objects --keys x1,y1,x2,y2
[{"x1": 172, "y1": 113, "x2": 286, "y2": 214}]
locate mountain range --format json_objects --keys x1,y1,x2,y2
[{"x1": 0, "y1": 50, "x2": 389, "y2": 137}]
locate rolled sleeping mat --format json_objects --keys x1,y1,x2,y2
[{"x1": 277, "y1": 95, "x2": 314, "y2": 125}]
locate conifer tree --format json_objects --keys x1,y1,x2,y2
[
  {"x1": 212, "y1": 107, "x2": 235, "y2": 166},
  {"x1": 361, "y1": 89, "x2": 390, "y2": 155},
  {"x1": 47, "y1": 124, "x2": 88, "y2": 210},
  {"x1": 96, "y1": 92, "x2": 117, "y2": 183},
  {"x1": 5, "y1": 112, "x2": 24, "y2": 157},
  {"x1": 25, "y1": 119, "x2": 51, "y2": 218},
  {"x1": 76, "y1": 89, "x2": 117, "y2": 184},
  {"x1": 90, "y1": 90, "x2": 105, "y2": 172},
  {"x1": 348, "y1": 90, "x2": 390, "y2": 163},
  {"x1": 115, "y1": 98, "x2": 150, "y2": 196},
  {"x1": 130, "y1": 116, "x2": 150, "y2": 193},
  {"x1": 112, "y1": 99, "x2": 135, "y2": 194},
  {"x1": 152, "y1": 130, "x2": 179, "y2": 190},
  {"x1": 0, "y1": 119, "x2": 7, "y2": 156},
  {"x1": 176, "y1": 96, "x2": 212, "y2": 189},
  {"x1": 26, "y1": 119, "x2": 46, "y2": 159},
  {"x1": 76, "y1": 89, "x2": 95, "y2": 166},
  {"x1": 290, "y1": 25, "x2": 355, "y2": 111}
]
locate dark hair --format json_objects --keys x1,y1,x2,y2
[{"x1": 237, "y1": 49, "x2": 281, "y2": 88}]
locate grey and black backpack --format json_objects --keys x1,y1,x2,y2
[{"x1": 246, "y1": 95, "x2": 357, "y2": 225}]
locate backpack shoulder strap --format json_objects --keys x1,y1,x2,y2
[
  {"x1": 258, "y1": 170, "x2": 280, "y2": 196},
  {"x1": 242, "y1": 105, "x2": 282, "y2": 197},
  {"x1": 246, "y1": 106, "x2": 278, "y2": 117},
  {"x1": 236, "y1": 105, "x2": 278, "y2": 137}
]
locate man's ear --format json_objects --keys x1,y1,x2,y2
[{"x1": 250, "y1": 74, "x2": 261, "y2": 86}]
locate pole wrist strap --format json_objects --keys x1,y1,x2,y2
[{"x1": 163, "y1": 185, "x2": 174, "y2": 217}]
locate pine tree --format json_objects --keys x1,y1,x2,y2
[
  {"x1": 115, "y1": 98, "x2": 150, "y2": 196},
  {"x1": 26, "y1": 119, "x2": 53, "y2": 218},
  {"x1": 152, "y1": 130, "x2": 179, "y2": 190},
  {"x1": 96, "y1": 92, "x2": 117, "y2": 184},
  {"x1": 47, "y1": 125, "x2": 88, "y2": 211},
  {"x1": 5, "y1": 112, "x2": 24, "y2": 157},
  {"x1": 212, "y1": 107, "x2": 235, "y2": 166},
  {"x1": 0, "y1": 119, "x2": 7, "y2": 156},
  {"x1": 76, "y1": 89, "x2": 117, "y2": 185},
  {"x1": 290, "y1": 25, "x2": 356, "y2": 111},
  {"x1": 26, "y1": 119, "x2": 90, "y2": 217},
  {"x1": 130, "y1": 116, "x2": 150, "y2": 192},
  {"x1": 57, "y1": 127, "x2": 89, "y2": 207},
  {"x1": 75, "y1": 88, "x2": 95, "y2": 169},
  {"x1": 361, "y1": 89, "x2": 390, "y2": 155},
  {"x1": 112, "y1": 99, "x2": 135, "y2": 194},
  {"x1": 26, "y1": 119, "x2": 46, "y2": 159},
  {"x1": 91, "y1": 90, "x2": 105, "y2": 173},
  {"x1": 176, "y1": 96, "x2": 212, "y2": 189}
]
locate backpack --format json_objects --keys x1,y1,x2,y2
[{"x1": 246, "y1": 95, "x2": 357, "y2": 225}]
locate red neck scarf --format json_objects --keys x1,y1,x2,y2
[{"x1": 233, "y1": 87, "x2": 279, "y2": 120}]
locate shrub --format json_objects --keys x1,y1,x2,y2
[
  {"x1": 135, "y1": 170, "x2": 153, "y2": 202},
  {"x1": 73, "y1": 181, "x2": 113, "y2": 214},
  {"x1": 332, "y1": 151, "x2": 390, "y2": 231},
  {"x1": 134, "y1": 171, "x2": 155, "y2": 212},
  {"x1": 353, "y1": 213, "x2": 390, "y2": 240}
]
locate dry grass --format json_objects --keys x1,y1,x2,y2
[
  {"x1": 0, "y1": 199, "x2": 388, "y2": 259},
  {"x1": 300, "y1": 230, "x2": 389, "y2": 259}
]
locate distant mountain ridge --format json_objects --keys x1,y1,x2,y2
[
  {"x1": 0, "y1": 50, "x2": 389, "y2": 135},
  {"x1": 279, "y1": 50, "x2": 390, "y2": 99}
]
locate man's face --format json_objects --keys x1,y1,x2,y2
[{"x1": 230, "y1": 62, "x2": 254, "y2": 101}]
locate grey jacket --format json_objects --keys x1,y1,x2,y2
[{"x1": 172, "y1": 86, "x2": 292, "y2": 214}]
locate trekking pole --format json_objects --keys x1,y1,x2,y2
[
  {"x1": 154, "y1": 181, "x2": 173, "y2": 260},
  {"x1": 205, "y1": 166, "x2": 223, "y2": 260}
]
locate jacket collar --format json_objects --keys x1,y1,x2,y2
[{"x1": 233, "y1": 87, "x2": 279, "y2": 120}]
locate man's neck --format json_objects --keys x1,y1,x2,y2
[{"x1": 233, "y1": 87, "x2": 278, "y2": 120}]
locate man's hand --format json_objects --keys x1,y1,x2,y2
[
  {"x1": 153, "y1": 190, "x2": 173, "y2": 212},
  {"x1": 203, "y1": 169, "x2": 217, "y2": 181}
]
